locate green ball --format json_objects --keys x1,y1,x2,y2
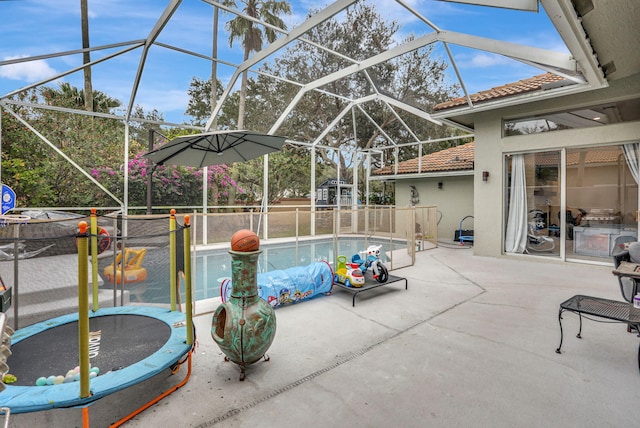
[{"x1": 36, "y1": 377, "x2": 47, "y2": 386}]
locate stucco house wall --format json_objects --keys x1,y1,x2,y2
[
  {"x1": 465, "y1": 74, "x2": 640, "y2": 258},
  {"x1": 371, "y1": 142, "x2": 475, "y2": 243},
  {"x1": 395, "y1": 176, "x2": 474, "y2": 241}
]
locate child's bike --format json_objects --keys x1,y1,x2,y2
[{"x1": 351, "y1": 245, "x2": 389, "y2": 283}]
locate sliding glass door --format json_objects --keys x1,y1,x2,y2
[
  {"x1": 505, "y1": 144, "x2": 639, "y2": 262},
  {"x1": 504, "y1": 151, "x2": 561, "y2": 258},
  {"x1": 566, "y1": 145, "x2": 638, "y2": 262}
]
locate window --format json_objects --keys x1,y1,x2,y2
[
  {"x1": 504, "y1": 144, "x2": 639, "y2": 262},
  {"x1": 503, "y1": 99, "x2": 640, "y2": 136}
]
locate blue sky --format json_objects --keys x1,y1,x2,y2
[{"x1": 0, "y1": 0, "x2": 566, "y2": 124}]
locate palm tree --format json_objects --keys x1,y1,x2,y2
[
  {"x1": 223, "y1": 0, "x2": 291, "y2": 129},
  {"x1": 80, "y1": 0, "x2": 93, "y2": 112},
  {"x1": 41, "y1": 82, "x2": 121, "y2": 113}
]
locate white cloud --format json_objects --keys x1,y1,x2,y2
[
  {"x1": 0, "y1": 56, "x2": 57, "y2": 81},
  {"x1": 506, "y1": 32, "x2": 569, "y2": 53},
  {"x1": 457, "y1": 52, "x2": 512, "y2": 69},
  {"x1": 134, "y1": 89, "x2": 191, "y2": 121}
]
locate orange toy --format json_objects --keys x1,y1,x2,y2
[
  {"x1": 103, "y1": 248, "x2": 148, "y2": 284},
  {"x1": 231, "y1": 229, "x2": 260, "y2": 252}
]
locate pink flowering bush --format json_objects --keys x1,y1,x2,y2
[{"x1": 91, "y1": 153, "x2": 243, "y2": 208}]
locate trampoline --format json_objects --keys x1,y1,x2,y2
[{"x1": 0, "y1": 305, "x2": 192, "y2": 414}]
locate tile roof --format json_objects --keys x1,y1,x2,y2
[
  {"x1": 567, "y1": 148, "x2": 624, "y2": 165},
  {"x1": 373, "y1": 142, "x2": 474, "y2": 176},
  {"x1": 434, "y1": 73, "x2": 568, "y2": 111},
  {"x1": 372, "y1": 142, "x2": 620, "y2": 177},
  {"x1": 531, "y1": 147, "x2": 624, "y2": 167}
]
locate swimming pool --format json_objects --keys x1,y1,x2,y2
[{"x1": 100, "y1": 236, "x2": 407, "y2": 304}]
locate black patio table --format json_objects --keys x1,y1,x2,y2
[{"x1": 556, "y1": 294, "x2": 640, "y2": 372}]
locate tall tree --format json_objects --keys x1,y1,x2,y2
[
  {"x1": 211, "y1": 6, "x2": 220, "y2": 129},
  {"x1": 41, "y1": 82, "x2": 120, "y2": 113},
  {"x1": 222, "y1": 0, "x2": 291, "y2": 206},
  {"x1": 38, "y1": 84, "x2": 124, "y2": 206},
  {"x1": 185, "y1": 76, "x2": 315, "y2": 204},
  {"x1": 223, "y1": 0, "x2": 291, "y2": 129},
  {"x1": 186, "y1": 2, "x2": 461, "y2": 204},
  {"x1": 249, "y1": 2, "x2": 460, "y2": 180},
  {"x1": 80, "y1": 0, "x2": 93, "y2": 112},
  {"x1": 1, "y1": 84, "x2": 131, "y2": 207},
  {"x1": 0, "y1": 91, "x2": 56, "y2": 206},
  {"x1": 185, "y1": 76, "x2": 225, "y2": 126}
]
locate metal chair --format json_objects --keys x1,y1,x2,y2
[{"x1": 612, "y1": 243, "x2": 640, "y2": 303}]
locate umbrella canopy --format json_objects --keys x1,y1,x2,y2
[{"x1": 143, "y1": 130, "x2": 286, "y2": 168}]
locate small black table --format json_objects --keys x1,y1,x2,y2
[
  {"x1": 333, "y1": 274, "x2": 407, "y2": 306},
  {"x1": 556, "y1": 294, "x2": 640, "y2": 372}
]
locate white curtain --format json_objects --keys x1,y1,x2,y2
[
  {"x1": 623, "y1": 142, "x2": 640, "y2": 184},
  {"x1": 505, "y1": 154, "x2": 528, "y2": 253}
]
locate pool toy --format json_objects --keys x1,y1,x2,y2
[
  {"x1": 220, "y1": 261, "x2": 333, "y2": 307},
  {"x1": 334, "y1": 255, "x2": 365, "y2": 288},
  {"x1": 103, "y1": 248, "x2": 148, "y2": 284},
  {"x1": 351, "y1": 245, "x2": 389, "y2": 283}
]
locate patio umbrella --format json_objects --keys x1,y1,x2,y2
[{"x1": 143, "y1": 130, "x2": 287, "y2": 168}]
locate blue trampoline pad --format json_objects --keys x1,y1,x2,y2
[{"x1": 0, "y1": 306, "x2": 192, "y2": 413}]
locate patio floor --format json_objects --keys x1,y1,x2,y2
[
  {"x1": 121, "y1": 247, "x2": 640, "y2": 428},
  {"x1": 104, "y1": 246, "x2": 640, "y2": 426}
]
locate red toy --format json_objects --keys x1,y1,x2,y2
[{"x1": 230, "y1": 229, "x2": 260, "y2": 252}]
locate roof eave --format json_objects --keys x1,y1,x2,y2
[
  {"x1": 540, "y1": 0, "x2": 607, "y2": 88},
  {"x1": 370, "y1": 170, "x2": 474, "y2": 181},
  {"x1": 431, "y1": 82, "x2": 597, "y2": 121}
]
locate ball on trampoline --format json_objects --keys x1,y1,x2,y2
[
  {"x1": 73, "y1": 373, "x2": 80, "y2": 381},
  {"x1": 53, "y1": 375, "x2": 64, "y2": 385},
  {"x1": 67, "y1": 370, "x2": 76, "y2": 377},
  {"x1": 230, "y1": 229, "x2": 260, "y2": 252},
  {"x1": 90, "y1": 367, "x2": 100, "y2": 374},
  {"x1": 64, "y1": 375, "x2": 74, "y2": 383},
  {"x1": 36, "y1": 377, "x2": 47, "y2": 386},
  {"x1": 46, "y1": 376, "x2": 55, "y2": 385},
  {"x1": 74, "y1": 366, "x2": 80, "y2": 372}
]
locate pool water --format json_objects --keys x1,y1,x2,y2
[{"x1": 100, "y1": 237, "x2": 403, "y2": 304}]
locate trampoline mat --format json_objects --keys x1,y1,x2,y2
[{"x1": 9, "y1": 314, "x2": 171, "y2": 386}]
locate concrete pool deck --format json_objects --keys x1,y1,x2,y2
[{"x1": 75, "y1": 246, "x2": 640, "y2": 426}]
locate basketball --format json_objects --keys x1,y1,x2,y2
[{"x1": 230, "y1": 229, "x2": 260, "y2": 252}]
